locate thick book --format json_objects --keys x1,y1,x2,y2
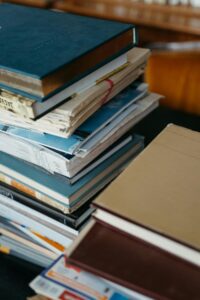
[
  {"x1": 0, "y1": 47, "x2": 149, "y2": 119},
  {"x1": 0, "y1": 133, "x2": 142, "y2": 214},
  {"x1": 0, "y1": 4, "x2": 136, "y2": 99},
  {"x1": 92, "y1": 124, "x2": 200, "y2": 267},
  {"x1": 66, "y1": 220, "x2": 200, "y2": 300}
]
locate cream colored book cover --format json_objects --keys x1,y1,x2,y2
[{"x1": 94, "y1": 124, "x2": 200, "y2": 251}]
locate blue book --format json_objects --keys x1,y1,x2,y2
[
  {"x1": 0, "y1": 4, "x2": 136, "y2": 100},
  {"x1": 0, "y1": 135, "x2": 143, "y2": 213}
]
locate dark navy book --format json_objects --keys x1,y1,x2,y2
[{"x1": 0, "y1": 4, "x2": 136, "y2": 100}]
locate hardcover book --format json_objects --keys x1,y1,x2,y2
[
  {"x1": 0, "y1": 47, "x2": 149, "y2": 118},
  {"x1": 0, "y1": 4, "x2": 136, "y2": 99},
  {"x1": 66, "y1": 220, "x2": 200, "y2": 300},
  {"x1": 92, "y1": 124, "x2": 200, "y2": 266},
  {"x1": 0, "y1": 51, "x2": 148, "y2": 136}
]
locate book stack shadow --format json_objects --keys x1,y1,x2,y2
[{"x1": 0, "y1": 4, "x2": 162, "y2": 268}]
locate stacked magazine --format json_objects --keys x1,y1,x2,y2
[{"x1": 0, "y1": 4, "x2": 161, "y2": 267}]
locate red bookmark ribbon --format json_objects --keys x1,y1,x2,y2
[{"x1": 101, "y1": 79, "x2": 114, "y2": 105}]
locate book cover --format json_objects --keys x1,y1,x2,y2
[
  {"x1": 0, "y1": 47, "x2": 149, "y2": 119},
  {"x1": 0, "y1": 4, "x2": 135, "y2": 99},
  {"x1": 93, "y1": 125, "x2": 200, "y2": 260},
  {"x1": 67, "y1": 220, "x2": 200, "y2": 300},
  {"x1": 0, "y1": 51, "x2": 128, "y2": 118}
]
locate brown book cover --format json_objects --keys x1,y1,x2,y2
[
  {"x1": 92, "y1": 125, "x2": 200, "y2": 259},
  {"x1": 67, "y1": 220, "x2": 200, "y2": 300}
]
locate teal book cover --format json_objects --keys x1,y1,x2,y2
[
  {"x1": 0, "y1": 135, "x2": 142, "y2": 208},
  {"x1": 0, "y1": 4, "x2": 136, "y2": 100}
]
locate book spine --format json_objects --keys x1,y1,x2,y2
[
  {"x1": 0, "y1": 203, "x2": 67, "y2": 249},
  {"x1": 0, "y1": 132, "x2": 70, "y2": 176},
  {"x1": 0, "y1": 92, "x2": 35, "y2": 119},
  {"x1": 0, "y1": 173, "x2": 69, "y2": 214}
]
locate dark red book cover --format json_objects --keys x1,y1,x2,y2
[{"x1": 67, "y1": 220, "x2": 200, "y2": 300}]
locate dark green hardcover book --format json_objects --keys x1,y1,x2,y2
[{"x1": 0, "y1": 4, "x2": 136, "y2": 100}]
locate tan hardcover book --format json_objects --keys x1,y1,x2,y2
[{"x1": 93, "y1": 124, "x2": 200, "y2": 266}]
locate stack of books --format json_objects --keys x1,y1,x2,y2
[
  {"x1": 0, "y1": 4, "x2": 161, "y2": 267},
  {"x1": 30, "y1": 125, "x2": 200, "y2": 299}
]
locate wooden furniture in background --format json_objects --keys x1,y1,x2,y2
[
  {"x1": 54, "y1": 0, "x2": 200, "y2": 44},
  {"x1": 2, "y1": 0, "x2": 200, "y2": 114},
  {"x1": 2, "y1": 0, "x2": 52, "y2": 8},
  {"x1": 54, "y1": 0, "x2": 200, "y2": 115},
  {"x1": 146, "y1": 48, "x2": 200, "y2": 116}
]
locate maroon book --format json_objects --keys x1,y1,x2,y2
[{"x1": 67, "y1": 220, "x2": 200, "y2": 300}]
